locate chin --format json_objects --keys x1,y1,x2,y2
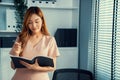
[{"x1": 33, "y1": 30, "x2": 40, "y2": 34}]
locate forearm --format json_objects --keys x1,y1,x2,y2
[
  {"x1": 36, "y1": 57, "x2": 57, "y2": 72},
  {"x1": 9, "y1": 40, "x2": 22, "y2": 56},
  {"x1": 10, "y1": 49, "x2": 18, "y2": 56},
  {"x1": 33, "y1": 66, "x2": 55, "y2": 72},
  {"x1": 20, "y1": 57, "x2": 57, "y2": 72},
  {"x1": 32, "y1": 59, "x2": 56, "y2": 72}
]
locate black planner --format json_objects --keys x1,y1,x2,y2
[{"x1": 10, "y1": 56, "x2": 54, "y2": 68}]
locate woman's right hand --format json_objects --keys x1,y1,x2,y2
[{"x1": 12, "y1": 42, "x2": 22, "y2": 56}]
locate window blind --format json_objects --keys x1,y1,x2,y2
[
  {"x1": 94, "y1": 0, "x2": 114, "y2": 80},
  {"x1": 91, "y1": 0, "x2": 120, "y2": 80},
  {"x1": 114, "y1": 0, "x2": 120, "y2": 79}
]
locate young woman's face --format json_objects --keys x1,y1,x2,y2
[{"x1": 28, "y1": 14, "x2": 42, "y2": 34}]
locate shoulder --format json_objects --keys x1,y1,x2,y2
[
  {"x1": 43, "y1": 35, "x2": 55, "y2": 41},
  {"x1": 43, "y1": 35, "x2": 57, "y2": 44}
]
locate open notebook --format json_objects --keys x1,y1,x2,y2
[{"x1": 10, "y1": 56, "x2": 54, "y2": 68}]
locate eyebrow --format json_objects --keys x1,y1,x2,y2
[{"x1": 29, "y1": 18, "x2": 40, "y2": 22}]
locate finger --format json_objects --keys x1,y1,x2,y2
[
  {"x1": 14, "y1": 43, "x2": 22, "y2": 49},
  {"x1": 35, "y1": 59, "x2": 39, "y2": 65},
  {"x1": 20, "y1": 61, "x2": 33, "y2": 69},
  {"x1": 14, "y1": 42, "x2": 21, "y2": 46},
  {"x1": 20, "y1": 61, "x2": 29, "y2": 66},
  {"x1": 35, "y1": 59, "x2": 38, "y2": 63}
]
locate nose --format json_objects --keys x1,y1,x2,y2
[{"x1": 32, "y1": 22, "x2": 36, "y2": 28}]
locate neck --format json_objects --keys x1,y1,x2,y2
[
  {"x1": 31, "y1": 33, "x2": 43, "y2": 38},
  {"x1": 31, "y1": 32, "x2": 42, "y2": 38}
]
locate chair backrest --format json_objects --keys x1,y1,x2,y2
[{"x1": 52, "y1": 68, "x2": 94, "y2": 80}]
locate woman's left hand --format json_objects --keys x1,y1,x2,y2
[{"x1": 20, "y1": 59, "x2": 41, "y2": 70}]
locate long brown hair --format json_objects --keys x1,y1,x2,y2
[{"x1": 18, "y1": 6, "x2": 50, "y2": 53}]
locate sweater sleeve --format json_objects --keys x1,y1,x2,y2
[{"x1": 48, "y1": 37, "x2": 60, "y2": 58}]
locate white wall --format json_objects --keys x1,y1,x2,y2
[
  {"x1": 0, "y1": 48, "x2": 15, "y2": 80},
  {"x1": 42, "y1": 9, "x2": 73, "y2": 35}
]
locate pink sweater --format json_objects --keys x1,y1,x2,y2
[{"x1": 10, "y1": 35, "x2": 60, "y2": 80}]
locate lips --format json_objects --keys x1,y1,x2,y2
[{"x1": 32, "y1": 28, "x2": 37, "y2": 30}]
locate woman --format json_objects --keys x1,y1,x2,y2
[{"x1": 9, "y1": 6, "x2": 60, "y2": 80}]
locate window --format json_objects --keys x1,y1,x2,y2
[{"x1": 90, "y1": 0, "x2": 120, "y2": 80}]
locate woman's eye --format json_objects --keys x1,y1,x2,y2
[
  {"x1": 28, "y1": 22, "x2": 32, "y2": 24},
  {"x1": 36, "y1": 21, "x2": 39, "y2": 23}
]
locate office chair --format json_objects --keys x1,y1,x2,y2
[{"x1": 52, "y1": 68, "x2": 94, "y2": 80}]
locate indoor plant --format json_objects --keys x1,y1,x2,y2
[{"x1": 14, "y1": 0, "x2": 28, "y2": 32}]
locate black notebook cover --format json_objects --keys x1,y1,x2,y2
[{"x1": 10, "y1": 56, "x2": 54, "y2": 68}]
